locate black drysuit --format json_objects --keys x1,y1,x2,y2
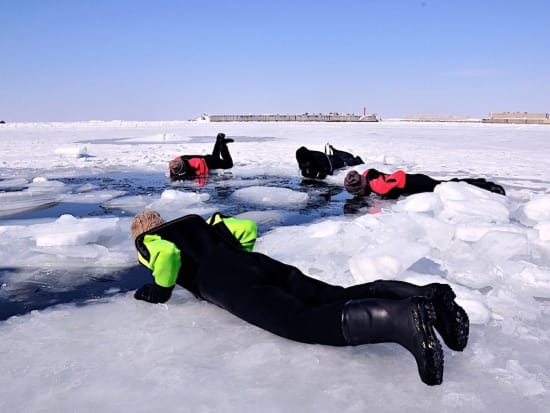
[
  {"x1": 296, "y1": 145, "x2": 363, "y2": 179},
  {"x1": 136, "y1": 215, "x2": 411, "y2": 345}
]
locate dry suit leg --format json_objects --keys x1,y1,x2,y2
[
  {"x1": 404, "y1": 174, "x2": 441, "y2": 194},
  {"x1": 226, "y1": 284, "x2": 349, "y2": 346},
  {"x1": 281, "y1": 270, "x2": 433, "y2": 305},
  {"x1": 207, "y1": 140, "x2": 233, "y2": 169}
]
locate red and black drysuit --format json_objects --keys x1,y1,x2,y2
[
  {"x1": 169, "y1": 133, "x2": 233, "y2": 185},
  {"x1": 134, "y1": 214, "x2": 470, "y2": 386},
  {"x1": 355, "y1": 169, "x2": 505, "y2": 199}
]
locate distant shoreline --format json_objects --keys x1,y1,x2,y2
[
  {"x1": 200, "y1": 112, "x2": 550, "y2": 125},
  {"x1": 202, "y1": 113, "x2": 380, "y2": 122}
]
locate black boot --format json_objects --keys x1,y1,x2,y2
[
  {"x1": 366, "y1": 280, "x2": 469, "y2": 352},
  {"x1": 423, "y1": 284, "x2": 469, "y2": 352},
  {"x1": 216, "y1": 132, "x2": 234, "y2": 144},
  {"x1": 450, "y1": 178, "x2": 505, "y2": 196},
  {"x1": 480, "y1": 182, "x2": 505, "y2": 195},
  {"x1": 341, "y1": 297, "x2": 443, "y2": 386}
]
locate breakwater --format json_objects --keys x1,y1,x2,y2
[{"x1": 204, "y1": 114, "x2": 379, "y2": 122}]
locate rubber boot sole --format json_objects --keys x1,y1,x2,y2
[
  {"x1": 434, "y1": 287, "x2": 469, "y2": 352},
  {"x1": 411, "y1": 297, "x2": 444, "y2": 386}
]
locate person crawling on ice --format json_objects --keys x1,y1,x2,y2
[
  {"x1": 130, "y1": 210, "x2": 470, "y2": 386},
  {"x1": 344, "y1": 168, "x2": 506, "y2": 199},
  {"x1": 169, "y1": 133, "x2": 234, "y2": 185},
  {"x1": 296, "y1": 143, "x2": 364, "y2": 179}
]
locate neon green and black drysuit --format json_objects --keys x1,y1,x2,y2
[
  {"x1": 133, "y1": 214, "x2": 468, "y2": 386},
  {"x1": 136, "y1": 212, "x2": 257, "y2": 290}
]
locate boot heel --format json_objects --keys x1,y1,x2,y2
[
  {"x1": 411, "y1": 297, "x2": 444, "y2": 385},
  {"x1": 437, "y1": 289, "x2": 469, "y2": 352}
]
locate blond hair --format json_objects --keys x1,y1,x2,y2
[{"x1": 131, "y1": 210, "x2": 165, "y2": 239}]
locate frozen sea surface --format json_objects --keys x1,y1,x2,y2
[{"x1": 1, "y1": 120, "x2": 550, "y2": 412}]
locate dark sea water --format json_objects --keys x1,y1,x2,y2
[{"x1": 0, "y1": 171, "x2": 387, "y2": 321}]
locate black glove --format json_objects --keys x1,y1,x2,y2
[{"x1": 134, "y1": 283, "x2": 174, "y2": 303}]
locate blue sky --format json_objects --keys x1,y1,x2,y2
[{"x1": 1, "y1": 0, "x2": 549, "y2": 121}]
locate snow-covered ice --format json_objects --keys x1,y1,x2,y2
[{"x1": 1, "y1": 120, "x2": 550, "y2": 412}]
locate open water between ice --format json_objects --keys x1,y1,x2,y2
[{"x1": 0, "y1": 171, "x2": 390, "y2": 320}]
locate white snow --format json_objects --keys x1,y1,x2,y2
[{"x1": 1, "y1": 120, "x2": 550, "y2": 412}]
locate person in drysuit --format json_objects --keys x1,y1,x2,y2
[
  {"x1": 169, "y1": 133, "x2": 234, "y2": 185},
  {"x1": 296, "y1": 144, "x2": 364, "y2": 179},
  {"x1": 131, "y1": 210, "x2": 470, "y2": 386},
  {"x1": 344, "y1": 168, "x2": 506, "y2": 198}
]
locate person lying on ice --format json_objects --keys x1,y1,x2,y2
[
  {"x1": 296, "y1": 144, "x2": 364, "y2": 179},
  {"x1": 344, "y1": 168, "x2": 506, "y2": 199},
  {"x1": 169, "y1": 133, "x2": 234, "y2": 185},
  {"x1": 130, "y1": 210, "x2": 470, "y2": 386}
]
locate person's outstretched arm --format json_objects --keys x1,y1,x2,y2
[{"x1": 135, "y1": 234, "x2": 181, "y2": 303}]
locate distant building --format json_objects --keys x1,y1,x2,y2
[{"x1": 482, "y1": 112, "x2": 550, "y2": 124}]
